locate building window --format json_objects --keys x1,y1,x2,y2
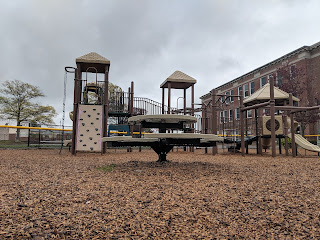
[
  {"x1": 260, "y1": 76, "x2": 267, "y2": 88},
  {"x1": 250, "y1": 81, "x2": 255, "y2": 95},
  {"x1": 225, "y1": 92, "x2": 229, "y2": 104},
  {"x1": 276, "y1": 71, "x2": 283, "y2": 87},
  {"x1": 244, "y1": 84, "x2": 249, "y2": 98},
  {"x1": 220, "y1": 95, "x2": 225, "y2": 103},
  {"x1": 230, "y1": 89, "x2": 234, "y2": 102},
  {"x1": 290, "y1": 64, "x2": 296, "y2": 78},
  {"x1": 229, "y1": 109, "x2": 233, "y2": 122},
  {"x1": 220, "y1": 111, "x2": 223, "y2": 123},
  {"x1": 238, "y1": 86, "x2": 242, "y2": 100},
  {"x1": 236, "y1": 108, "x2": 240, "y2": 120},
  {"x1": 224, "y1": 110, "x2": 227, "y2": 123},
  {"x1": 247, "y1": 109, "x2": 252, "y2": 118}
]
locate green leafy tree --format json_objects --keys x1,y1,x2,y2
[{"x1": 0, "y1": 80, "x2": 57, "y2": 141}]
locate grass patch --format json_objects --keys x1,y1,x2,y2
[{"x1": 97, "y1": 164, "x2": 116, "y2": 172}]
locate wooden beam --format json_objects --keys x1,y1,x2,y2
[
  {"x1": 211, "y1": 89, "x2": 217, "y2": 155},
  {"x1": 270, "y1": 75, "x2": 276, "y2": 157},
  {"x1": 240, "y1": 93, "x2": 245, "y2": 156}
]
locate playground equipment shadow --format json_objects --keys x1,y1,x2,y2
[{"x1": 1, "y1": 149, "x2": 320, "y2": 239}]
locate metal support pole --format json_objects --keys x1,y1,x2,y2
[{"x1": 27, "y1": 122, "x2": 31, "y2": 148}]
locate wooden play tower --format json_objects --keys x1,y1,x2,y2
[
  {"x1": 71, "y1": 52, "x2": 110, "y2": 155},
  {"x1": 160, "y1": 71, "x2": 196, "y2": 116}
]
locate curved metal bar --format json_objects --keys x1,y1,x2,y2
[{"x1": 65, "y1": 66, "x2": 76, "y2": 73}]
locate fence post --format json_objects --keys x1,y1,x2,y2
[
  {"x1": 38, "y1": 128, "x2": 41, "y2": 148},
  {"x1": 28, "y1": 123, "x2": 31, "y2": 148}
]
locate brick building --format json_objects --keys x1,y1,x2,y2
[{"x1": 201, "y1": 41, "x2": 320, "y2": 136}]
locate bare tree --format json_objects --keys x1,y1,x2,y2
[{"x1": 276, "y1": 62, "x2": 319, "y2": 135}]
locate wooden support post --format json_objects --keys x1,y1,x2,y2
[
  {"x1": 168, "y1": 82, "x2": 171, "y2": 114},
  {"x1": 203, "y1": 103, "x2": 208, "y2": 154},
  {"x1": 232, "y1": 107, "x2": 236, "y2": 153},
  {"x1": 191, "y1": 84, "x2": 195, "y2": 116},
  {"x1": 270, "y1": 76, "x2": 276, "y2": 157},
  {"x1": 258, "y1": 108, "x2": 263, "y2": 155},
  {"x1": 184, "y1": 88, "x2": 186, "y2": 115},
  {"x1": 71, "y1": 66, "x2": 80, "y2": 155},
  {"x1": 255, "y1": 109, "x2": 259, "y2": 154},
  {"x1": 278, "y1": 137, "x2": 282, "y2": 154},
  {"x1": 162, "y1": 87, "x2": 165, "y2": 114},
  {"x1": 240, "y1": 94, "x2": 245, "y2": 156},
  {"x1": 128, "y1": 87, "x2": 131, "y2": 114},
  {"x1": 103, "y1": 65, "x2": 110, "y2": 154},
  {"x1": 289, "y1": 94, "x2": 296, "y2": 157},
  {"x1": 211, "y1": 89, "x2": 218, "y2": 155},
  {"x1": 139, "y1": 124, "x2": 142, "y2": 152},
  {"x1": 283, "y1": 115, "x2": 289, "y2": 156},
  {"x1": 131, "y1": 81, "x2": 134, "y2": 116}
]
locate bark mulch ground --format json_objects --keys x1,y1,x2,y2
[{"x1": 1, "y1": 149, "x2": 320, "y2": 239}]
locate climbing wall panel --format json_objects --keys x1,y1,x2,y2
[{"x1": 76, "y1": 105, "x2": 103, "y2": 152}]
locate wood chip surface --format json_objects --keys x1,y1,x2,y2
[{"x1": 1, "y1": 149, "x2": 320, "y2": 239}]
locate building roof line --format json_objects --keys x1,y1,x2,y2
[{"x1": 200, "y1": 41, "x2": 320, "y2": 99}]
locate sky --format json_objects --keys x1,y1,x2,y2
[{"x1": 1, "y1": 0, "x2": 320, "y2": 127}]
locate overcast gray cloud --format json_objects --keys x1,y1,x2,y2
[{"x1": 1, "y1": 0, "x2": 320, "y2": 126}]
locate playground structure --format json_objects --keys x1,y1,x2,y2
[
  {"x1": 64, "y1": 52, "x2": 320, "y2": 158},
  {"x1": 65, "y1": 53, "x2": 203, "y2": 155},
  {"x1": 203, "y1": 76, "x2": 320, "y2": 157}
]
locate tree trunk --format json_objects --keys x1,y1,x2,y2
[{"x1": 15, "y1": 122, "x2": 21, "y2": 142}]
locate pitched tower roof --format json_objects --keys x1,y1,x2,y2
[
  {"x1": 160, "y1": 70, "x2": 197, "y2": 89},
  {"x1": 243, "y1": 83, "x2": 300, "y2": 105},
  {"x1": 76, "y1": 52, "x2": 110, "y2": 65}
]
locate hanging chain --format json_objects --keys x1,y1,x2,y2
[{"x1": 59, "y1": 70, "x2": 68, "y2": 154}]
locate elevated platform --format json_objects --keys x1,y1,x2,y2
[
  {"x1": 103, "y1": 133, "x2": 223, "y2": 162},
  {"x1": 128, "y1": 114, "x2": 197, "y2": 132}
]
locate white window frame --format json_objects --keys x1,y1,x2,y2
[
  {"x1": 220, "y1": 111, "x2": 223, "y2": 124},
  {"x1": 236, "y1": 107, "x2": 240, "y2": 120},
  {"x1": 224, "y1": 110, "x2": 228, "y2": 123},
  {"x1": 260, "y1": 76, "x2": 267, "y2": 88},
  {"x1": 225, "y1": 92, "x2": 229, "y2": 104},
  {"x1": 244, "y1": 83, "x2": 249, "y2": 98},
  {"x1": 230, "y1": 89, "x2": 234, "y2": 102},
  {"x1": 229, "y1": 109, "x2": 233, "y2": 122},
  {"x1": 238, "y1": 86, "x2": 242, "y2": 100},
  {"x1": 247, "y1": 109, "x2": 252, "y2": 118},
  {"x1": 250, "y1": 81, "x2": 255, "y2": 95}
]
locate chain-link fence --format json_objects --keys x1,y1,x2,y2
[{"x1": 0, "y1": 124, "x2": 72, "y2": 149}]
